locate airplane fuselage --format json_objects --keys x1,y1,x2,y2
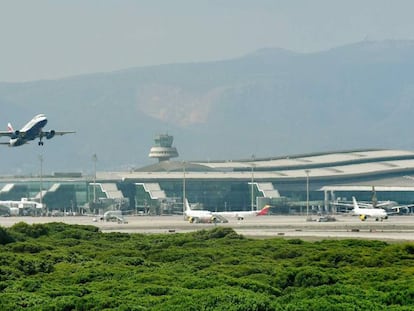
[
  {"x1": 352, "y1": 196, "x2": 388, "y2": 221},
  {"x1": 184, "y1": 198, "x2": 217, "y2": 223},
  {"x1": 214, "y1": 205, "x2": 270, "y2": 220},
  {"x1": 185, "y1": 209, "x2": 215, "y2": 223},
  {"x1": 10, "y1": 114, "x2": 48, "y2": 146}
]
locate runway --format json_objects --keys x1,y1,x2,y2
[{"x1": 0, "y1": 215, "x2": 413, "y2": 241}]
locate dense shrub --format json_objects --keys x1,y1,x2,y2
[
  {"x1": 9, "y1": 222, "x2": 49, "y2": 239},
  {"x1": 192, "y1": 227, "x2": 242, "y2": 240},
  {"x1": 0, "y1": 224, "x2": 413, "y2": 310},
  {"x1": 0, "y1": 226, "x2": 14, "y2": 245},
  {"x1": 9, "y1": 241, "x2": 50, "y2": 253},
  {"x1": 293, "y1": 267, "x2": 337, "y2": 287}
]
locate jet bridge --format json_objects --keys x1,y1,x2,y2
[
  {"x1": 135, "y1": 183, "x2": 166, "y2": 200},
  {"x1": 0, "y1": 183, "x2": 29, "y2": 201},
  {"x1": 89, "y1": 183, "x2": 129, "y2": 212},
  {"x1": 100, "y1": 183, "x2": 125, "y2": 199},
  {"x1": 34, "y1": 183, "x2": 61, "y2": 201},
  {"x1": 0, "y1": 184, "x2": 15, "y2": 195},
  {"x1": 255, "y1": 182, "x2": 281, "y2": 198},
  {"x1": 89, "y1": 183, "x2": 126, "y2": 199}
]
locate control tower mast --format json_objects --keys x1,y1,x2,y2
[{"x1": 148, "y1": 134, "x2": 179, "y2": 162}]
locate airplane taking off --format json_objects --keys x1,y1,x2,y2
[
  {"x1": 352, "y1": 196, "x2": 388, "y2": 221},
  {"x1": 0, "y1": 114, "x2": 75, "y2": 147},
  {"x1": 213, "y1": 205, "x2": 271, "y2": 220}
]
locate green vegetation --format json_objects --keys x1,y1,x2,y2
[{"x1": 0, "y1": 222, "x2": 413, "y2": 310}]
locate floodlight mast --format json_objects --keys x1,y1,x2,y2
[
  {"x1": 305, "y1": 169, "x2": 312, "y2": 221},
  {"x1": 39, "y1": 154, "x2": 43, "y2": 213},
  {"x1": 251, "y1": 155, "x2": 255, "y2": 211},
  {"x1": 92, "y1": 154, "x2": 98, "y2": 203},
  {"x1": 182, "y1": 161, "x2": 186, "y2": 216}
]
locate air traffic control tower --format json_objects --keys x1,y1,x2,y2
[{"x1": 148, "y1": 134, "x2": 179, "y2": 162}]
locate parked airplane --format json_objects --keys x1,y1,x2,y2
[
  {"x1": 332, "y1": 186, "x2": 409, "y2": 214},
  {"x1": 357, "y1": 186, "x2": 414, "y2": 213},
  {"x1": 213, "y1": 205, "x2": 271, "y2": 220},
  {"x1": 184, "y1": 199, "x2": 227, "y2": 223},
  {"x1": 0, "y1": 198, "x2": 43, "y2": 216},
  {"x1": 352, "y1": 196, "x2": 388, "y2": 221},
  {"x1": 0, "y1": 114, "x2": 75, "y2": 147},
  {"x1": 358, "y1": 186, "x2": 397, "y2": 209}
]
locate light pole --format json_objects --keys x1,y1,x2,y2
[
  {"x1": 92, "y1": 154, "x2": 97, "y2": 204},
  {"x1": 182, "y1": 161, "x2": 186, "y2": 216},
  {"x1": 39, "y1": 154, "x2": 43, "y2": 214},
  {"x1": 305, "y1": 169, "x2": 311, "y2": 221},
  {"x1": 251, "y1": 155, "x2": 255, "y2": 211},
  {"x1": 403, "y1": 176, "x2": 414, "y2": 214}
]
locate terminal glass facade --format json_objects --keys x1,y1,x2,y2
[{"x1": 0, "y1": 181, "x2": 89, "y2": 213}]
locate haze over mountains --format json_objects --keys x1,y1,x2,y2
[{"x1": 1, "y1": 40, "x2": 414, "y2": 175}]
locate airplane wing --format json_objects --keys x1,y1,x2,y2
[
  {"x1": 375, "y1": 201, "x2": 397, "y2": 208},
  {"x1": 333, "y1": 200, "x2": 395, "y2": 209},
  {"x1": 39, "y1": 130, "x2": 76, "y2": 141},
  {"x1": 42, "y1": 130, "x2": 76, "y2": 136},
  {"x1": 0, "y1": 131, "x2": 13, "y2": 137},
  {"x1": 385, "y1": 204, "x2": 414, "y2": 214},
  {"x1": 56, "y1": 131, "x2": 75, "y2": 135},
  {"x1": 331, "y1": 201, "x2": 354, "y2": 209}
]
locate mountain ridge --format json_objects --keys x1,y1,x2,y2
[{"x1": 0, "y1": 40, "x2": 414, "y2": 174}]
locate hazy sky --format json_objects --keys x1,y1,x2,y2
[{"x1": 1, "y1": 0, "x2": 414, "y2": 82}]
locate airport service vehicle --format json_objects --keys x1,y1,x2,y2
[
  {"x1": 0, "y1": 198, "x2": 43, "y2": 216},
  {"x1": 317, "y1": 215, "x2": 337, "y2": 222},
  {"x1": 0, "y1": 114, "x2": 75, "y2": 146},
  {"x1": 352, "y1": 196, "x2": 388, "y2": 221}
]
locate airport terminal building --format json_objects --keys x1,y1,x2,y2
[{"x1": 2, "y1": 135, "x2": 414, "y2": 215}]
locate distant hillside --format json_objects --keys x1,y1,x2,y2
[{"x1": 1, "y1": 40, "x2": 414, "y2": 174}]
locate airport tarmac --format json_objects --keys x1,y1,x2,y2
[{"x1": 0, "y1": 215, "x2": 413, "y2": 241}]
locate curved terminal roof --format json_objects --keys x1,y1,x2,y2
[
  {"x1": 99, "y1": 149, "x2": 414, "y2": 182},
  {"x1": 135, "y1": 161, "x2": 214, "y2": 172},
  {"x1": 195, "y1": 149, "x2": 414, "y2": 171}
]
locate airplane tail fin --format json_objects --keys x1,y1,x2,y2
[
  {"x1": 352, "y1": 197, "x2": 360, "y2": 211},
  {"x1": 7, "y1": 122, "x2": 14, "y2": 132},
  {"x1": 257, "y1": 205, "x2": 271, "y2": 216},
  {"x1": 184, "y1": 198, "x2": 191, "y2": 211}
]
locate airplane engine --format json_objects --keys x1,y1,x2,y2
[
  {"x1": 384, "y1": 215, "x2": 388, "y2": 220},
  {"x1": 359, "y1": 215, "x2": 367, "y2": 221},
  {"x1": 46, "y1": 130, "x2": 55, "y2": 139},
  {"x1": 11, "y1": 130, "x2": 20, "y2": 139}
]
